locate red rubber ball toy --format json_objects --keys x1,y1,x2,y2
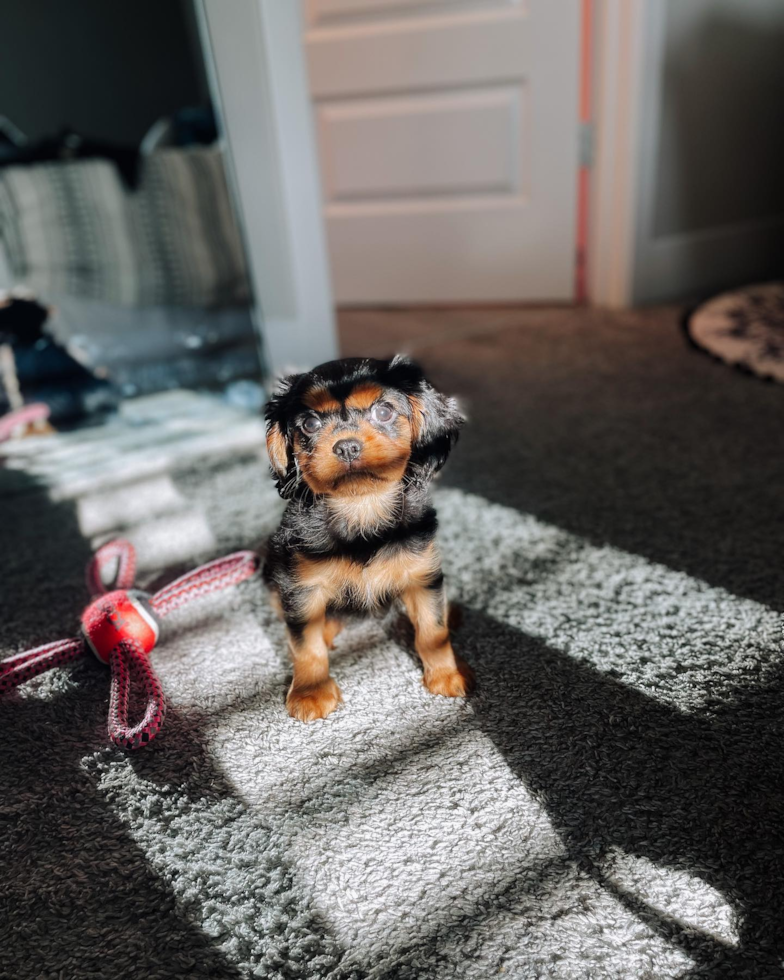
[{"x1": 81, "y1": 590, "x2": 159, "y2": 665}]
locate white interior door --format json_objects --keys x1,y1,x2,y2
[{"x1": 303, "y1": 0, "x2": 581, "y2": 304}]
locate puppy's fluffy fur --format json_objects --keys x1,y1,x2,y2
[{"x1": 263, "y1": 355, "x2": 475, "y2": 721}]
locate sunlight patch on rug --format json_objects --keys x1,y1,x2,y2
[
  {"x1": 601, "y1": 847, "x2": 740, "y2": 949},
  {"x1": 435, "y1": 487, "x2": 781, "y2": 714}
]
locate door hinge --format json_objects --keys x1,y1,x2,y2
[{"x1": 579, "y1": 121, "x2": 595, "y2": 168}]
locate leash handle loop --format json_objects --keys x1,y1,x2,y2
[{"x1": 108, "y1": 640, "x2": 167, "y2": 750}]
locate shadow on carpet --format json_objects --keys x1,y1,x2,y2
[{"x1": 456, "y1": 608, "x2": 784, "y2": 980}]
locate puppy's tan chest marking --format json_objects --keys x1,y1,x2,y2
[
  {"x1": 325, "y1": 488, "x2": 400, "y2": 536},
  {"x1": 296, "y1": 544, "x2": 440, "y2": 611}
]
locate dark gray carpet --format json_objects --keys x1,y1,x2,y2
[{"x1": 1, "y1": 308, "x2": 783, "y2": 979}]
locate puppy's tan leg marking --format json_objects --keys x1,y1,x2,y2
[
  {"x1": 286, "y1": 613, "x2": 342, "y2": 722},
  {"x1": 323, "y1": 617, "x2": 344, "y2": 650},
  {"x1": 403, "y1": 582, "x2": 475, "y2": 698}
]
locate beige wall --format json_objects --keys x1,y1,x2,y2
[
  {"x1": 631, "y1": 0, "x2": 784, "y2": 304},
  {"x1": 653, "y1": 0, "x2": 784, "y2": 238}
]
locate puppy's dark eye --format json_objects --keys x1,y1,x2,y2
[
  {"x1": 371, "y1": 402, "x2": 395, "y2": 423},
  {"x1": 302, "y1": 416, "x2": 321, "y2": 435}
]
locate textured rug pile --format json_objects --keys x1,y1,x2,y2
[{"x1": 1, "y1": 308, "x2": 783, "y2": 980}]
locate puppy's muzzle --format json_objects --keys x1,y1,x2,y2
[{"x1": 333, "y1": 438, "x2": 362, "y2": 463}]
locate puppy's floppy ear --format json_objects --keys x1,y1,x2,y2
[
  {"x1": 264, "y1": 373, "x2": 303, "y2": 498},
  {"x1": 388, "y1": 354, "x2": 465, "y2": 484}
]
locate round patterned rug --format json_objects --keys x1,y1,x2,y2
[{"x1": 685, "y1": 281, "x2": 784, "y2": 383}]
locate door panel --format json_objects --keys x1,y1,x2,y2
[
  {"x1": 306, "y1": 8, "x2": 531, "y2": 98},
  {"x1": 318, "y1": 86, "x2": 524, "y2": 201},
  {"x1": 305, "y1": 0, "x2": 514, "y2": 29},
  {"x1": 304, "y1": 0, "x2": 579, "y2": 303}
]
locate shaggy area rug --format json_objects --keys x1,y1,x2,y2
[{"x1": 1, "y1": 307, "x2": 783, "y2": 980}]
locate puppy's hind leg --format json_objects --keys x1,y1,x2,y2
[
  {"x1": 285, "y1": 609, "x2": 343, "y2": 722},
  {"x1": 402, "y1": 578, "x2": 475, "y2": 698}
]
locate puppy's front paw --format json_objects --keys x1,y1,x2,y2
[
  {"x1": 287, "y1": 678, "x2": 343, "y2": 722},
  {"x1": 423, "y1": 658, "x2": 476, "y2": 698}
]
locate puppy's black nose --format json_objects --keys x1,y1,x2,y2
[{"x1": 333, "y1": 438, "x2": 362, "y2": 462}]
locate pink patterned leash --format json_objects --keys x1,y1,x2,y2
[{"x1": 0, "y1": 540, "x2": 258, "y2": 749}]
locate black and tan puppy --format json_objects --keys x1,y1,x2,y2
[{"x1": 263, "y1": 355, "x2": 475, "y2": 721}]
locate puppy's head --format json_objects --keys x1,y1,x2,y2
[{"x1": 265, "y1": 356, "x2": 463, "y2": 499}]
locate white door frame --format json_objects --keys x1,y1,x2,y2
[
  {"x1": 197, "y1": 0, "x2": 338, "y2": 374},
  {"x1": 588, "y1": 0, "x2": 647, "y2": 308}
]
